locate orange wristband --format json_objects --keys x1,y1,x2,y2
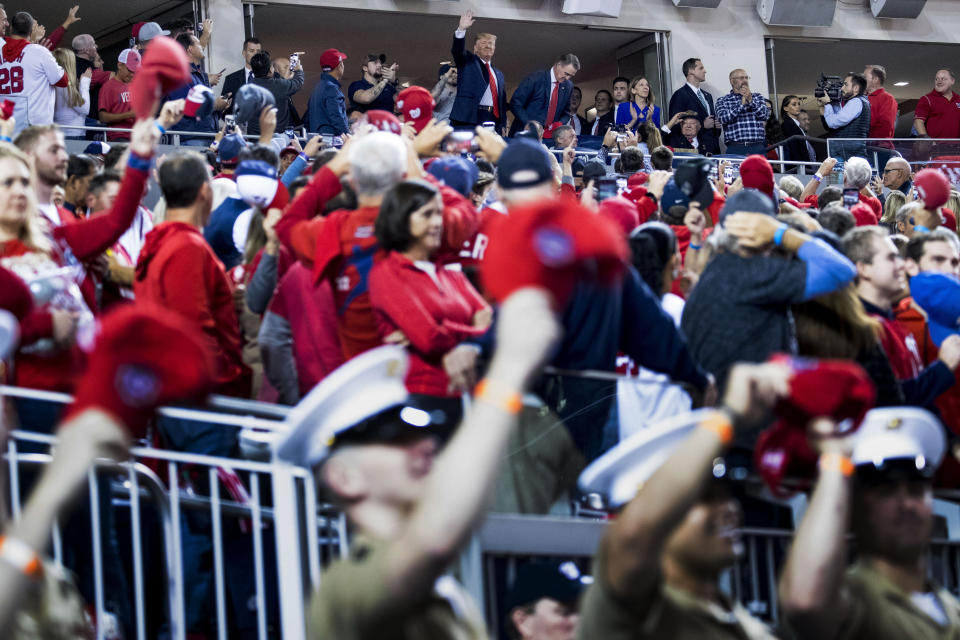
[
  {"x1": 0, "y1": 536, "x2": 43, "y2": 580},
  {"x1": 819, "y1": 452, "x2": 855, "y2": 477},
  {"x1": 474, "y1": 379, "x2": 523, "y2": 415},
  {"x1": 700, "y1": 413, "x2": 734, "y2": 446}
]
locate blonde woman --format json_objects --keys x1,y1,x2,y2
[
  {"x1": 615, "y1": 76, "x2": 661, "y2": 131},
  {"x1": 881, "y1": 189, "x2": 905, "y2": 228},
  {"x1": 52, "y1": 48, "x2": 91, "y2": 139},
  {"x1": 0, "y1": 115, "x2": 160, "y2": 391}
]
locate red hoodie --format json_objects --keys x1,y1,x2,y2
[
  {"x1": 0, "y1": 162, "x2": 148, "y2": 391},
  {"x1": 134, "y1": 221, "x2": 251, "y2": 397}
]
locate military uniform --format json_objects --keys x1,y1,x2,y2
[
  {"x1": 838, "y1": 561, "x2": 960, "y2": 639},
  {"x1": 576, "y1": 547, "x2": 780, "y2": 640},
  {"x1": 307, "y1": 536, "x2": 488, "y2": 640}
]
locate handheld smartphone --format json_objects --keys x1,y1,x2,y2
[
  {"x1": 480, "y1": 121, "x2": 496, "y2": 132},
  {"x1": 289, "y1": 53, "x2": 299, "y2": 69},
  {"x1": 724, "y1": 165, "x2": 734, "y2": 185},
  {"x1": 224, "y1": 114, "x2": 236, "y2": 133},
  {"x1": 596, "y1": 176, "x2": 620, "y2": 201},
  {"x1": 442, "y1": 131, "x2": 478, "y2": 155},
  {"x1": 842, "y1": 187, "x2": 859, "y2": 208}
]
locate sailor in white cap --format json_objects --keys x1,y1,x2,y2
[
  {"x1": 575, "y1": 361, "x2": 792, "y2": 640},
  {"x1": 780, "y1": 406, "x2": 957, "y2": 640},
  {"x1": 274, "y1": 288, "x2": 560, "y2": 640}
]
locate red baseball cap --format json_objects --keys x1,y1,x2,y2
[
  {"x1": 320, "y1": 48, "x2": 348, "y2": 70},
  {"x1": 63, "y1": 305, "x2": 215, "y2": 438},
  {"x1": 915, "y1": 168, "x2": 951, "y2": 210},
  {"x1": 481, "y1": 198, "x2": 629, "y2": 309},
  {"x1": 739, "y1": 154, "x2": 775, "y2": 200},
  {"x1": 131, "y1": 21, "x2": 145, "y2": 39},
  {"x1": 130, "y1": 36, "x2": 191, "y2": 119},
  {"x1": 754, "y1": 354, "x2": 876, "y2": 497},
  {"x1": 396, "y1": 86, "x2": 435, "y2": 134},
  {"x1": 627, "y1": 172, "x2": 649, "y2": 188},
  {"x1": 364, "y1": 109, "x2": 403, "y2": 135},
  {"x1": 598, "y1": 196, "x2": 641, "y2": 236}
]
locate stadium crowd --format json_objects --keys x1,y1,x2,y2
[{"x1": 2, "y1": 4, "x2": 960, "y2": 640}]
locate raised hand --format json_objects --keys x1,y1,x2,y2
[{"x1": 458, "y1": 9, "x2": 475, "y2": 31}]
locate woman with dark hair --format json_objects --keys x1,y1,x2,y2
[
  {"x1": 779, "y1": 94, "x2": 809, "y2": 166},
  {"x1": 609, "y1": 222, "x2": 692, "y2": 445},
  {"x1": 369, "y1": 180, "x2": 491, "y2": 432}
]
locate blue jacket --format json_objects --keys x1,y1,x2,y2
[
  {"x1": 203, "y1": 196, "x2": 248, "y2": 270},
  {"x1": 307, "y1": 73, "x2": 349, "y2": 135},
  {"x1": 163, "y1": 63, "x2": 217, "y2": 135},
  {"x1": 508, "y1": 69, "x2": 573, "y2": 137},
  {"x1": 450, "y1": 33, "x2": 507, "y2": 125},
  {"x1": 668, "y1": 84, "x2": 721, "y2": 154}
]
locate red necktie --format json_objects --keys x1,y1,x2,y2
[
  {"x1": 485, "y1": 63, "x2": 499, "y2": 118},
  {"x1": 547, "y1": 81, "x2": 559, "y2": 126}
]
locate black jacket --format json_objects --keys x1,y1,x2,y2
[{"x1": 668, "y1": 84, "x2": 720, "y2": 154}]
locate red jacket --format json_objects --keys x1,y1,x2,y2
[
  {"x1": 369, "y1": 252, "x2": 489, "y2": 396},
  {"x1": 134, "y1": 221, "x2": 251, "y2": 397},
  {"x1": 0, "y1": 163, "x2": 148, "y2": 391},
  {"x1": 275, "y1": 166, "x2": 481, "y2": 361},
  {"x1": 867, "y1": 87, "x2": 898, "y2": 139}
]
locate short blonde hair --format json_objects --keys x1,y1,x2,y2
[
  {"x1": 0, "y1": 143, "x2": 51, "y2": 253},
  {"x1": 475, "y1": 32, "x2": 497, "y2": 43}
]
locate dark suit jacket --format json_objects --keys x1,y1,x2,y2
[
  {"x1": 780, "y1": 116, "x2": 808, "y2": 163},
  {"x1": 508, "y1": 69, "x2": 573, "y2": 136},
  {"x1": 588, "y1": 110, "x2": 615, "y2": 138},
  {"x1": 221, "y1": 67, "x2": 250, "y2": 102},
  {"x1": 667, "y1": 130, "x2": 707, "y2": 155},
  {"x1": 450, "y1": 34, "x2": 507, "y2": 127},
  {"x1": 668, "y1": 84, "x2": 720, "y2": 154}
]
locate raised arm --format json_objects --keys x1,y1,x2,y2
[
  {"x1": 779, "y1": 421, "x2": 855, "y2": 640},
  {"x1": 601, "y1": 363, "x2": 791, "y2": 603},
  {"x1": 382, "y1": 289, "x2": 559, "y2": 601},
  {"x1": 54, "y1": 119, "x2": 160, "y2": 259}
]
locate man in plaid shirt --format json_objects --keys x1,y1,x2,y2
[{"x1": 715, "y1": 68, "x2": 769, "y2": 155}]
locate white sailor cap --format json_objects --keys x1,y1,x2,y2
[
  {"x1": 851, "y1": 406, "x2": 945, "y2": 482},
  {"x1": 274, "y1": 345, "x2": 438, "y2": 467},
  {"x1": 577, "y1": 409, "x2": 724, "y2": 509}
]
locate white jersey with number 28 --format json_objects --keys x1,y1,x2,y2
[{"x1": 0, "y1": 42, "x2": 64, "y2": 134}]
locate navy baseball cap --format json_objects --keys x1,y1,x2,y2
[
  {"x1": 504, "y1": 561, "x2": 589, "y2": 612},
  {"x1": 83, "y1": 141, "x2": 111, "y2": 156},
  {"x1": 497, "y1": 139, "x2": 553, "y2": 190},
  {"x1": 218, "y1": 133, "x2": 248, "y2": 165},
  {"x1": 428, "y1": 156, "x2": 479, "y2": 198}
]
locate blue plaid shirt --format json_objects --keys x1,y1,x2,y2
[{"x1": 715, "y1": 91, "x2": 769, "y2": 145}]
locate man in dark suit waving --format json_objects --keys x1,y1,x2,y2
[
  {"x1": 509, "y1": 54, "x2": 580, "y2": 139},
  {"x1": 450, "y1": 10, "x2": 508, "y2": 133},
  {"x1": 668, "y1": 57, "x2": 721, "y2": 155}
]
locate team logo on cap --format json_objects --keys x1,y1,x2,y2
[
  {"x1": 409, "y1": 108, "x2": 421, "y2": 119},
  {"x1": 533, "y1": 227, "x2": 574, "y2": 267},
  {"x1": 115, "y1": 364, "x2": 159, "y2": 408}
]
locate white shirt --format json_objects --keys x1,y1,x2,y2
[
  {"x1": 54, "y1": 75, "x2": 90, "y2": 137},
  {"x1": 910, "y1": 592, "x2": 948, "y2": 626},
  {"x1": 0, "y1": 42, "x2": 65, "y2": 135},
  {"x1": 37, "y1": 202, "x2": 61, "y2": 229}
]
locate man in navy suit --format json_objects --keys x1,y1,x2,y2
[
  {"x1": 668, "y1": 58, "x2": 721, "y2": 155},
  {"x1": 450, "y1": 10, "x2": 507, "y2": 133},
  {"x1": 508, "y1": 54, "x2": 580, "y2": 139}
]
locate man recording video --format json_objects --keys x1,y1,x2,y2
[{"x1": 818, "y1": 72, "x2": 871, "y2": 163}]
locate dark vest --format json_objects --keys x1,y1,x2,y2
[{"x1": 834, "y1": 96, "x2": 871, "y2": 158}]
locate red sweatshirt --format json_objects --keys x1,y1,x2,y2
[
  {"x1": 369, "y1": 252, "x2": 490, "y2": 396},
  {"x1": 0, "y1": 162, "x2": 148, "y2": 391},
  {"x1": 134, "y1": 221, "x2": 251, "y2": 397},
  {"x1": 275, "y1": 165, "x2": 481, "y2": 361}
]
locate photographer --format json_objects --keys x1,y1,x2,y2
[
  {"x1": 249, "y1": 51, "x2": 304, "y2": 135},
  {"x1": 818, "y1": 72, "x2": 871, "y2": 162}
]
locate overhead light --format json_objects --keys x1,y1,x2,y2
[{"x1": 893, "y1": 81, "x2": 909, "y2": 86}]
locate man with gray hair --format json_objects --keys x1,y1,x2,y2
[
  {"x1": 778, "y1": 174, "x2": 804, "y2": 200},
  {"x1": 509, "y1": 53, "x2": 580, "y2": 139},
  {"x1": 845, "y1": 156, "x2": 883, "y2": 221},
  {"x1": 275, "y1": 128, "x2": 481, "y2": 360},
  {"x1": 894, "y1": 201, "x2": 940, "y2": 238}
]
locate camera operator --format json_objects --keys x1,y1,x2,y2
[{"x1": 818, "y1": 72, "x2": 871, "y2": 162}]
